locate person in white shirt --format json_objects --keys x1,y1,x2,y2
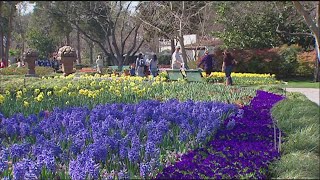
[
  {"x1": 96, "y1": 55, "x2": 103, "y2": 74},
  {"x1": 135, "y1": 53, "x2": 146, "y2": 77},
  {"x1": 171, "y1": 46, "x2": 183, "y2": 69},
  {"x1": 16, "y1": 58, "x2": 23, "y2": 68}
]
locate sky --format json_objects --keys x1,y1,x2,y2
[
  {"x1": 19, "y1": 1, "x2": 139, "y2": 15},
  {"x1": 19, "y1": 1, "x2": 35, "y2": 15}
]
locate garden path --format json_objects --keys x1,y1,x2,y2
[{"x1": 285, "y1": 88, "x2": 320, "y2": 105}]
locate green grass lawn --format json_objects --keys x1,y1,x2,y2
[{"x1": 281, "y1": 77, "x2": 320, "y2": 88}]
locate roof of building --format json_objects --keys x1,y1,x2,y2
[{"x1": 184, "y1": 37, "x2": 223, "y2": 50}]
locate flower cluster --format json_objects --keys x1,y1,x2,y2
[
  {"x1": 0, "y1": 99, "x2": 237, "y2": 179},
  {"x1": 156, "y1": 90, "x2": 285, "y2": 179},
  {"x1": 203, "y1": 72, "x2": 281, "y2": 85}
]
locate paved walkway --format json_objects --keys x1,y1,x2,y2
[{"x1": 285, "y1": 88, "x2": 320, "y2": 105}]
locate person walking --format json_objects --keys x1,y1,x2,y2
[
  {"x1": 171, "y1": 46, "x2": 183, "y2": 69},
  {"x1": 135, "y1": 53, "x2": 146, "y2": 77},
  {"x1": 148, "y1": 54, "x2": 158, "y2": 77},
  {"x1": 222, "y1": 50, "x2": 237, "y2": 86},
  {"x1": 96, "y1": 55, "x2": 103, "y2": 74},
  {"x1": 197, "y1": 49, "x2": 215, "y2": 76}
]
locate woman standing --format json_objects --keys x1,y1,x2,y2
[
  {"x1": 222, "y1": 50, "x2": 237, "y2": 86},
  {"x1": 149, "y1": 54, "x2": 158, "y2": 77},
  {"x1": 135, "y1": 53, "x2": 146, "y2": 77}
]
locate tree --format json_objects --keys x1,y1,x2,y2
[
  {"x1": 33, "y1": 1, "x2": 73, "y2": 47},
  {"x1": 26, "y1": 28, "x2": 56, "y2": 59},
  {"x1": 213, "y1": 1, "x2": 312, "y2": 49},
  {"x1": 0, "y1": 1, "x2": 4, "y2": 61},
  {"x1": 13, "y1": 2, "x2": 31, "y2": 58},
  {"x1": 0, "y1": 1, "x2": 19, "y2": 65},
  {"x1": 293, "y1": 1, "x2": 320, "y2": 82},
  {"x1": 137, "y1": 1, "x2": 210, "y2": 69},
  {"x1": 5, "y1": 2, "x2": 16, "y2": 62},
  {"x1": 41, "y1": 1, "x2": 145, "y2": 69}
]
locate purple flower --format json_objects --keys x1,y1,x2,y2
[
  {"x1": 226, "y1": 119, "x2": 236, "y2": 130},
  {"x1": 69, "y1": 153, "x2": 100, "y2": 180},
  {"x1": 10, "y1": 143, "x2": 31, "y2": 161},
  {"x1": 13, "y1": 158, "x2": 40, "y2": 180},
  {"x1": 140, "y1": 162, "x2": 151, "y2": 178},
  {"x1": 156, "y1": 91, "x2": 284, "y2": 179},
  {"x1": 36, "y1": 149, "x2": 56, "y2": 173}
]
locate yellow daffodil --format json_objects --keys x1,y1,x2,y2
[
  {"x1": 47, "y1": 91, "x2": 52, "y2": 96},
  {"x1": 0, "y1": 94, "x2": 5, "y2": 104},
  {"x1": 90, "y1": 81, "x2": 96, "y2": 87},
  {"x1": 34, "y1": 92, "x2": 44, "y2": 102},
  {"x1": 34, "y1": 89, "x2": 40, "y2": 96},
  {"x1": 23, "y1": 101, "x2": 29, "y2": 107},
  {"x1": 16, "y1": 90, "x2": 23, "y2": 96}
]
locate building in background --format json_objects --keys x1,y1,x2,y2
[{"x1": 159, "y1": 34, "x2": 223, "y2": 62}]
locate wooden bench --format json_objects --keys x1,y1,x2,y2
[
  {"x1": 166, "y1": 69, "x2": 184, "y2": 81},
  {"x1": 184, "y1": 69, "x2": 204, "y2": 82}
]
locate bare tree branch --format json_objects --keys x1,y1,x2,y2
[
  {"x1": 121, "y1": 26, "x2": 137, "y2": 54},
  {"x1": 276, "y1": 24, "x2": 314, "y2": 37},
  {"x1": 293, "y1": 1, "x2": 319, "y2": 36},
  {"x1": 132, "y1": 39, "x2": 145, "y2": 56},
  {"x1": 137, "y1": 16, "x2": 169, "y2": 37}
]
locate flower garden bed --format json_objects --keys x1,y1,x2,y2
[
  {"x1": 0, "y1": 74, "x2": 257, "y2": 117},
  {"x1": 1, "y1": 99, "x2": 238, "y2": 179},
  {"x1": 156, "y1": 90, "x2": 285, "y2": 179},
  {"x1": 0, "y1": 89, "x2": 286, "y2": 179},
  {"x1": 2, "y1": 72, "x2": 315, "y2": 179}
]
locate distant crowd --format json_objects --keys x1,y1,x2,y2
[{"x1": 0, "y1": 57, "x2": 60, "y2": 72}]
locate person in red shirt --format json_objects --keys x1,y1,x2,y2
[
  {"x1": 0, "y1": 61, "x2": 5, "y2": 68},
  {"x1": 222, "y1": 50, "x2": 237, "y2": 86}
]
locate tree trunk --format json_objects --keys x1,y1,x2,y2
[
  {"x1": 124, "y1": 54, "x2": 130, "y2": 65},
  {"x1": 66, "y1": 33, "x2": 70, "y2": 46},
  {"x1": 315, "y1": 2, "x2": 320, "y2": 82},
  {"x1": 178, "y1": 1, "x2": 189, "y2": 69},
  {"x1": 89, "y1": 43, "x2": 93, "y2": 65},
  {"x1": 0, "y1": 30, "x2": 3, "y2": 63},
  {"x1": 0, "y1": 1, "x2": 3, "y2": 63},
  {"x1": 117, "y1": 56, "x2": 124, "y2": 70},
  {"x1": 77, "y1": 28, "x2": 81, "y2": 64},
  {"x1": 314, "y1": 37, "x2": 320, "y2": 82},
  {"x1": 5, "y1": 3, "x2": 14, "y2": 65},
  {"x1": 293, "y1": 1, "x2": 320, "y2": 82},
  {"x1": 171, "y1": 39, "x2": 175, "y2": 55},
  {"x1": 22, "y1": 34, "x2": 25, "y2": 60},
  {"x1": 178, "y1": 35, "x2": 189, "y2": 69}
]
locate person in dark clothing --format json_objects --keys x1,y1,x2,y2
[
  {"x1": 52, "y1": 57, "x2": 60, "y2": 72},
  {"x1": 197, "y1": 49, "x2": 215, "y2": 76},
  {"x1": 222, "y1": 50, "x2": 237, "y2": 86}
]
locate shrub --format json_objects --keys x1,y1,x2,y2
[
  {"x1": 296, "y1": 50, "x2": 316, "y2": 78},
  {"x1": 0, "y1": 66, "x2": 55, "y2": 76},
  {"x1": 269, "y1": 151, "x2": 320, "y2": 179},
  {"x1": 277, "y1": 44, "x2": 302, "y2": 78},
  {"x1": 208, "y1": 45, "x2": 313, "y2": 79},
  {"x1": 158, "y1": 55, "x2": 171, "y2": 65}
]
